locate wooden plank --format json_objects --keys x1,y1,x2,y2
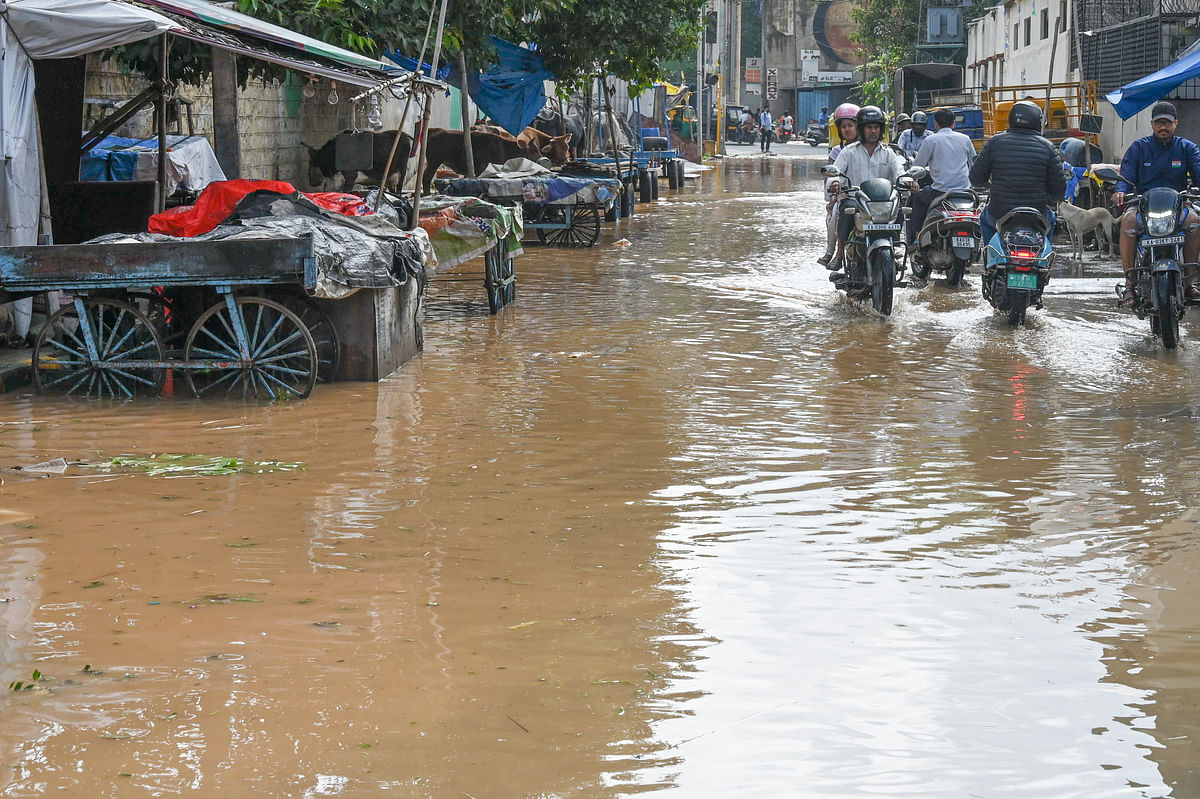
[{"x1": 0, "y1": 235, "x2": 315, "y2": 291}]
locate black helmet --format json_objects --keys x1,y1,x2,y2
[
  {"x1": 1008, "y1": 100, "x2": 1043, "y2": 132},
  {"x1": 856, "y1": 105, "x2": 887, "y2": 140},
  {"x1": 821, "y1": 105, "x2": 829, "y2": 113}
]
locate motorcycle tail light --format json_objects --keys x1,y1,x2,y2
[
  {"x1": 1011, "y1": 250, "x2": 1037, "y2": 270},
  {"x1": 946, "y1": 211, "x2": 977, "y2": 218}
]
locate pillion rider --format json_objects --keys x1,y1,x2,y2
[
  {"x1": 825, "y1": 105, "x2": 907, "y2": 280},
  {"x1": 968, "y1": 100, "x2": 1065, "y2": 252},
  {"x1": 1113, "y1": 101, "x2": 1200, "y2": 306}
]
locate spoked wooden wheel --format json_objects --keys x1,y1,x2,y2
[
  {"x1": 536, "y1": 203, "x2": 600, "y2": 247},
  {"x1": 275, "y1": 293, "x2": 341, "y2": 382},
  {"x1": 184, "y1": 297, "x2": 318, "y2": 399},
  {"x1": 32, "y1": 297, "x2": 164, "y2": 398}
]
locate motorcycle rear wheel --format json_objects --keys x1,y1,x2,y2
[
  {"x1": 1007, "y1": 291, "x2": 1029, "y2": 326},
  {"x1": 871, "y1": 250, "x2": 895, "y2": 316},
  {"x1": 948, "y1": 258, "x2": 967, "y2": 288},
  {"x1": 1156, "y1": 272, "x2": 1181, "y2": 349},
  {"x1": 911, "y1": 251, "x2": 932, "y2": 281}
]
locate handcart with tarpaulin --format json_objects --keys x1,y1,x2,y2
[
  {"x1": 0, "y1": 0, "x2": 455, "y2": 396},
  {"x1": 435, "y1": 167, "x2": 622, "y2": 248}
]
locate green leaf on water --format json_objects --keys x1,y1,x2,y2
[
  {"x1": 83, "y1": 581, "x2": 105, "y2": 589},
  {"x1": 80, "y1": 454, "x2": 305, "y2": 478}
]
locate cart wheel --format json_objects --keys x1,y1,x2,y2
[
  {"x1": 538, "y1": 203, "x2": 601, "y2": 247},
  {"x1": 485, "y1": 248, "x2": 504, "y2": 314},
  {"x1": 533, "y1": 205, "x2": 566, "y2": 245},
  {"x1": 667, "y1": 160, "x2": 681, "y2": 189},
  {"x1": 275, "y1": 293, "x2": 341, "y2": 382},
  {"x1": 32, "y1": 297, "x2": 165, "y2": 399},
  {"x1": 675, "y1": 159, "x2": 687, "y2": 186},
  {"x1": 638, "y1": 169, "x2": 653, "y2": 202},
  {"x1": 651, "y1": 171, "x2": 660, "y2": 200},
  {"x1": 623, "y1": 181, "x2": 636, "y2": 217},
  {"x1": 184, "y1": 296, "x2": 318, "y2": 399}
]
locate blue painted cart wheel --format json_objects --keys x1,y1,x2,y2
[
  {"x1": 184, "y1": 296, "x2": 317, "y2": 399},
  {"x1": 32, "y1": 297, "x2": 165, "y2": 399}
]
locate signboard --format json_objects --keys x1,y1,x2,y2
[
  {"x1": 766, "y1": 67, "x2": 778, "y2": 100},
  {"x1": 812, "y1": 71, "x2": 853, "y2": 83},
  {"x1": 745, "y1": 57, "x2": 762, "y2": 83}
]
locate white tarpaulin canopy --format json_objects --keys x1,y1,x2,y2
[{"x1": 0, "y1": 0, "x2": 177, "y2": 248}]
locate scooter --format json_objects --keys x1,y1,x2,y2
[
  {"x1": 822, "y1": 164, "x2": 922, "y2": 315},
  {"x1": 803, "y1": 123, "x2": 828, "y2": 147},
  {"x1": 981, "y1": 206, "x2": 1055, "y2": 326},
  {"x1": 1108, "y1": 175, "x2": 1199, "y2": 349},
  {"x1": 910, "y1": 188, "x2": 982, "y2": 287}
]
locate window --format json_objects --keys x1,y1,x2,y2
[
  {"x1": 1024, "y1": 17, "x2": 1031, "y2": 46},
  {"x1": 1041, "y1": 8, "x2": 1049, "y2": 38},
  {"x1": 1060, "y1": 0, "x2": 1067, "y2": 25},
  {"x1": 1014, "y1": 22, "x2": 1020, "y2": 49}
]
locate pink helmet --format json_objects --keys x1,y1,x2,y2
[{"x1": 832, "y1": 103, "x2": 860, "y2": 122}]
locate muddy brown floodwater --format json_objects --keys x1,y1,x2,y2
[{"x1": 3, "y1": 151, "x2": 1200, "y2": 797}]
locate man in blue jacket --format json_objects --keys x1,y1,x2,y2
[{"x1": 1114, "y1": 101, "x2": 1200, "y2": 305}]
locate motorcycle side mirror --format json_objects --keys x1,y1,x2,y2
[
  {"x1": 1093, "y1": 166, "x2": 1121, "y2": 183},
  {"x1": 905, "y1": 166, "x2": 929, "y2": 182},
  {"x1": 820, "y1": 165, "x2": 841, "y2": 178}
]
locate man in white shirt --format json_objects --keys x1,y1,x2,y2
[
  {"x1": 827, "y1": 105, "x2": 906, "y2": 275},
  {"x1": 759, "y1": 107, "x2": 773, "y2": 152},
  {"x1": 739, "y1": 108, "x2": 754, "y2": 144},
  {"x1": 908, "y1": 108, "x2": 977, "y2": 244},
  {"x1": 896, "y1": 111, "x2": 934, "y2": 159}
]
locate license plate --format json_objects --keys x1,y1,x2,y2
[
  {"x1": 1144, "y1": 234, "x2": 1185, "y2": 246},
  {"x1": 1006, "y1": 271, "x2": 1039, "y2": 290},
  {"x1": 952, "y1": 236, "x2": 975, "y2": 247},
  {"x1": 864, "y1": 223, "x2": 901, "y2": 231}
]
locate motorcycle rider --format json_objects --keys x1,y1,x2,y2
[
  {"x1": 893, "y1": 113, "x2": 912, "y2": 139},
  {"x1": 826, "y1": 105, "x2": 907, "y2": 279},
  {"x1": 908, "y1": 108, "x2": 976, "y2": 245},
  {"x1": 968, "y1": 100, "x2": 1065, "y2": 254},
  {"x1": 818, "y1": 105, "x2": 831, "y2": 129},
  {"x1": 897, "y1": 111, "x2": 934, "y2": 160},
  {"x1": 818, "y1": 103, "x2": 860, "y2": 266},
  {"x1": 1113, "y1": 100, "x2": 1200, "y2": 306}
]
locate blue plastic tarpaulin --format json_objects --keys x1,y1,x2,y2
[
  {"x1": 464, "y1": 37, "x2": 553, "y2": 135},
  {"x1": 1106, "y1": 45, "x2": 1200, "y2": 119},
  {"x1": 382, "y1": 51, "x2": 452, "y2": 81}
]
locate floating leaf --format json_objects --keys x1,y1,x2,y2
[{"x1": 508, "y1": 621, "x2": 539, "y2": 630}]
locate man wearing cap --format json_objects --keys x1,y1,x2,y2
[{"x1": 1114, "y1": 100, "x2": 1200, "y2": 306}]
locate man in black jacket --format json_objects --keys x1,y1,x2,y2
[{"x1": 969, "y1": 100, "x2": 1066, "y2": 247}]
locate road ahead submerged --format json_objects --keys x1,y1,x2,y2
[{"x1": 2, "y1": 150, "x2": 1199, "y2": 797}]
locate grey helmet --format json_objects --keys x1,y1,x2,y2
[{"x1": 911, "y1": 111, "x2": 928, "y2": 127}]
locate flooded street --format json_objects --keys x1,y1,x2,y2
[{"x1": 5, "y1": 150, "x2": 1200, "y2": 797}]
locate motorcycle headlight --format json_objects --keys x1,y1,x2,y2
[
  {"x1": 1146, "y1": 213, "x2": 1174, "y2": 237},
  {"x1": 868, "y1": 200, "x2": 896, "y2": 223}
]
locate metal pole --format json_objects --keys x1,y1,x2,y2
[
  {"x1": 409, "y1": 89, "x2": 433, "y2": 231},
  {"x1": 156, "y1": 34, "x2": 169, "y2": 213}
]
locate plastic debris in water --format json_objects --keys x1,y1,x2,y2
[{"x1": 614, "y1": 238, "x2": 632, "y2": 247}]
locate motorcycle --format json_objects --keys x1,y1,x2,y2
[
  {"x1": 910, "y1": 188, "x2": 982, "y2": 287},
  {"x1": 821, "y1": 164, "x2": 923, "y2": 315},
  {"x1": 1108, "y1": 176, "x2": 1198, "y2": 349},
  {"x1": 981, "y1": 206, "x2": 1055, "y2": 326},
  {"x1": 803, "y1": 123, "x2": 829, "y2": 147}
]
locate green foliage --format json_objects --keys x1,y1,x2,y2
[
  {"x1": 523, "y1": 0, "x2": 706, "y2": 92},
  {"x1": 9, "y1": 670, "x2": 43, "y2": 691}
]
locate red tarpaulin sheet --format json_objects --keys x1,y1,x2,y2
[{"x1": 148, "y1": 179, "x2": 371, "y2": 237}]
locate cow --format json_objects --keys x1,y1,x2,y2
[
  {"x1": 532, "y1": 108, "x2": 587, "y2": 159},
  {"x1": 422, "y1": 127, "x2": 539, "y2": 191},
  {"x1": 471, "y1": 124, "x2": 572, "y2": 165},
  {"x1": 305, "y1": 129, "x2": 413, "y2": 192}
]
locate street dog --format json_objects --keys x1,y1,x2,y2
[{"x1": 1058, "y1": 200, "x2": 1116, "y2": 261}]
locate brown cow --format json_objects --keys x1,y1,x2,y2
[
  {"x1": 421, "y1": 128, "x2": 529, "y2": 191},
  {"x1": 472, "y1": 124, "x2": 572, "y2": 166},
  {"x1": 516, "y1": 128, "x2": 572, "y2": 165}
]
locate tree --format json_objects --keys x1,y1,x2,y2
[{"x1": 522, "y1": 0, "x2": 706, "y2": 92}]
